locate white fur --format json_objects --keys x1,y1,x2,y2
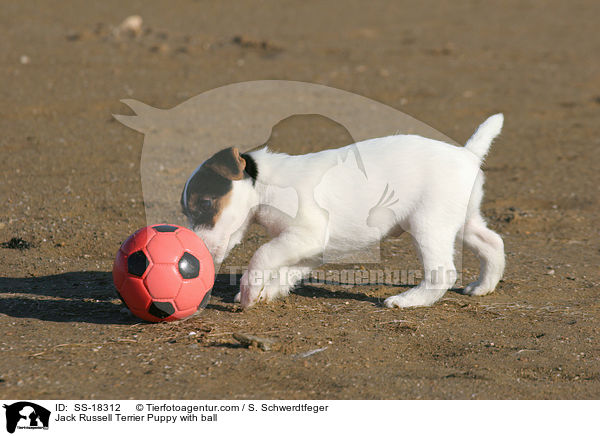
[{"x1": 191, "y1": 114, "x2": 505, "y2": 309}]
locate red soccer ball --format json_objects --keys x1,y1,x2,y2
[{"x1": 112, "y1": 224, "x2": 215, "y2": 322}]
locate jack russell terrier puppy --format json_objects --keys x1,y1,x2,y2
[{"x1": 181, "y1": 114, "x2": 505, "y2": 309}]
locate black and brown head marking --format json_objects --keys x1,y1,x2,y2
[
  {"x1": 206, "y1": 147, "x2": 247, "y2": 180},
  {"x1": 181, "y1": 147, "x2": 249, "y2": 228}
]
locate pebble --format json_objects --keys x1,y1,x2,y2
[
  {"x1": 117, "y1": 15, "x2": 143, "y2": 37},
  {"x1": 20, "y1": 55, "x2": 30, "y2": 65}
]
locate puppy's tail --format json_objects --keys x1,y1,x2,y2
[{"x1": 464, "y1": 113, "x2": 504, "y2": 161}]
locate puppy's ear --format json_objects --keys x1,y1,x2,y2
[{"x1": 206, "y1": 147, "x2": 246, "y2": 180}]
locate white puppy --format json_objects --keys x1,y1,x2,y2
[{"x1": 181, "y1": 114, "x2": 505, "y2": 309}]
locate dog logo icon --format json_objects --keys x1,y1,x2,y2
[
  {"x1": 113, "y1": 80, "x2": 457, "y2": 267},
  {"x1": 3, "y1": 402, "x2": 50, "y2": 434}
]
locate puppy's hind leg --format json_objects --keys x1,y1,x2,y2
[
  {"x1": 385, "y1": 230, "x2": 457, "y2": 308},
  {"x1": 462, "y1": 213, "x2": 505, "y2": 296}
]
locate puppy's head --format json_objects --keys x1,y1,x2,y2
[{"x1": 181, "y1": 147, "x2": 257, "y2": 264}]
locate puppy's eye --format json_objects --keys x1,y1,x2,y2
[
  {"x1": 185, "y1": 196, "x2": 215, "y2": 220},
  {"x1": 197, "y1": 199, "x2": 212, "y2": 210}
]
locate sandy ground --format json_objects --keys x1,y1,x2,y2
[{"x1": 1, "y1": 0, "x2": 599, "y2": 399}]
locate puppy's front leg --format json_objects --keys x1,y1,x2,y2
[
  {"x1": 234, "y1": 261, "x2": 316, "y2": 304},
  {"x1": 238, "y1": 231, "x2": 324, "y2": 308}
]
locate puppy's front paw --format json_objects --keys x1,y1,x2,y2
[
  {"x1": 239, "y1": 270, "x2": 262, "y2": 309},
  {"x1": 463, "y1": 281, "x2": 495, "y2": 296},
  {"x1": 238, "y1": 270, "x2": 293, "y2": 309}
]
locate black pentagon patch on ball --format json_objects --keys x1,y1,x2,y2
[
  {"x1": 127, "y1": 250, "x2": 149, "y2": 277},
  {"x1": 148, "y1": 301, "x2": 176, "y2": 319},
  {"x1": 178, "y1": 252, "x2": 200, "y2": 279},
  {"x1": 153, "y1": 224, "x2": 178, "y2": 232}
]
